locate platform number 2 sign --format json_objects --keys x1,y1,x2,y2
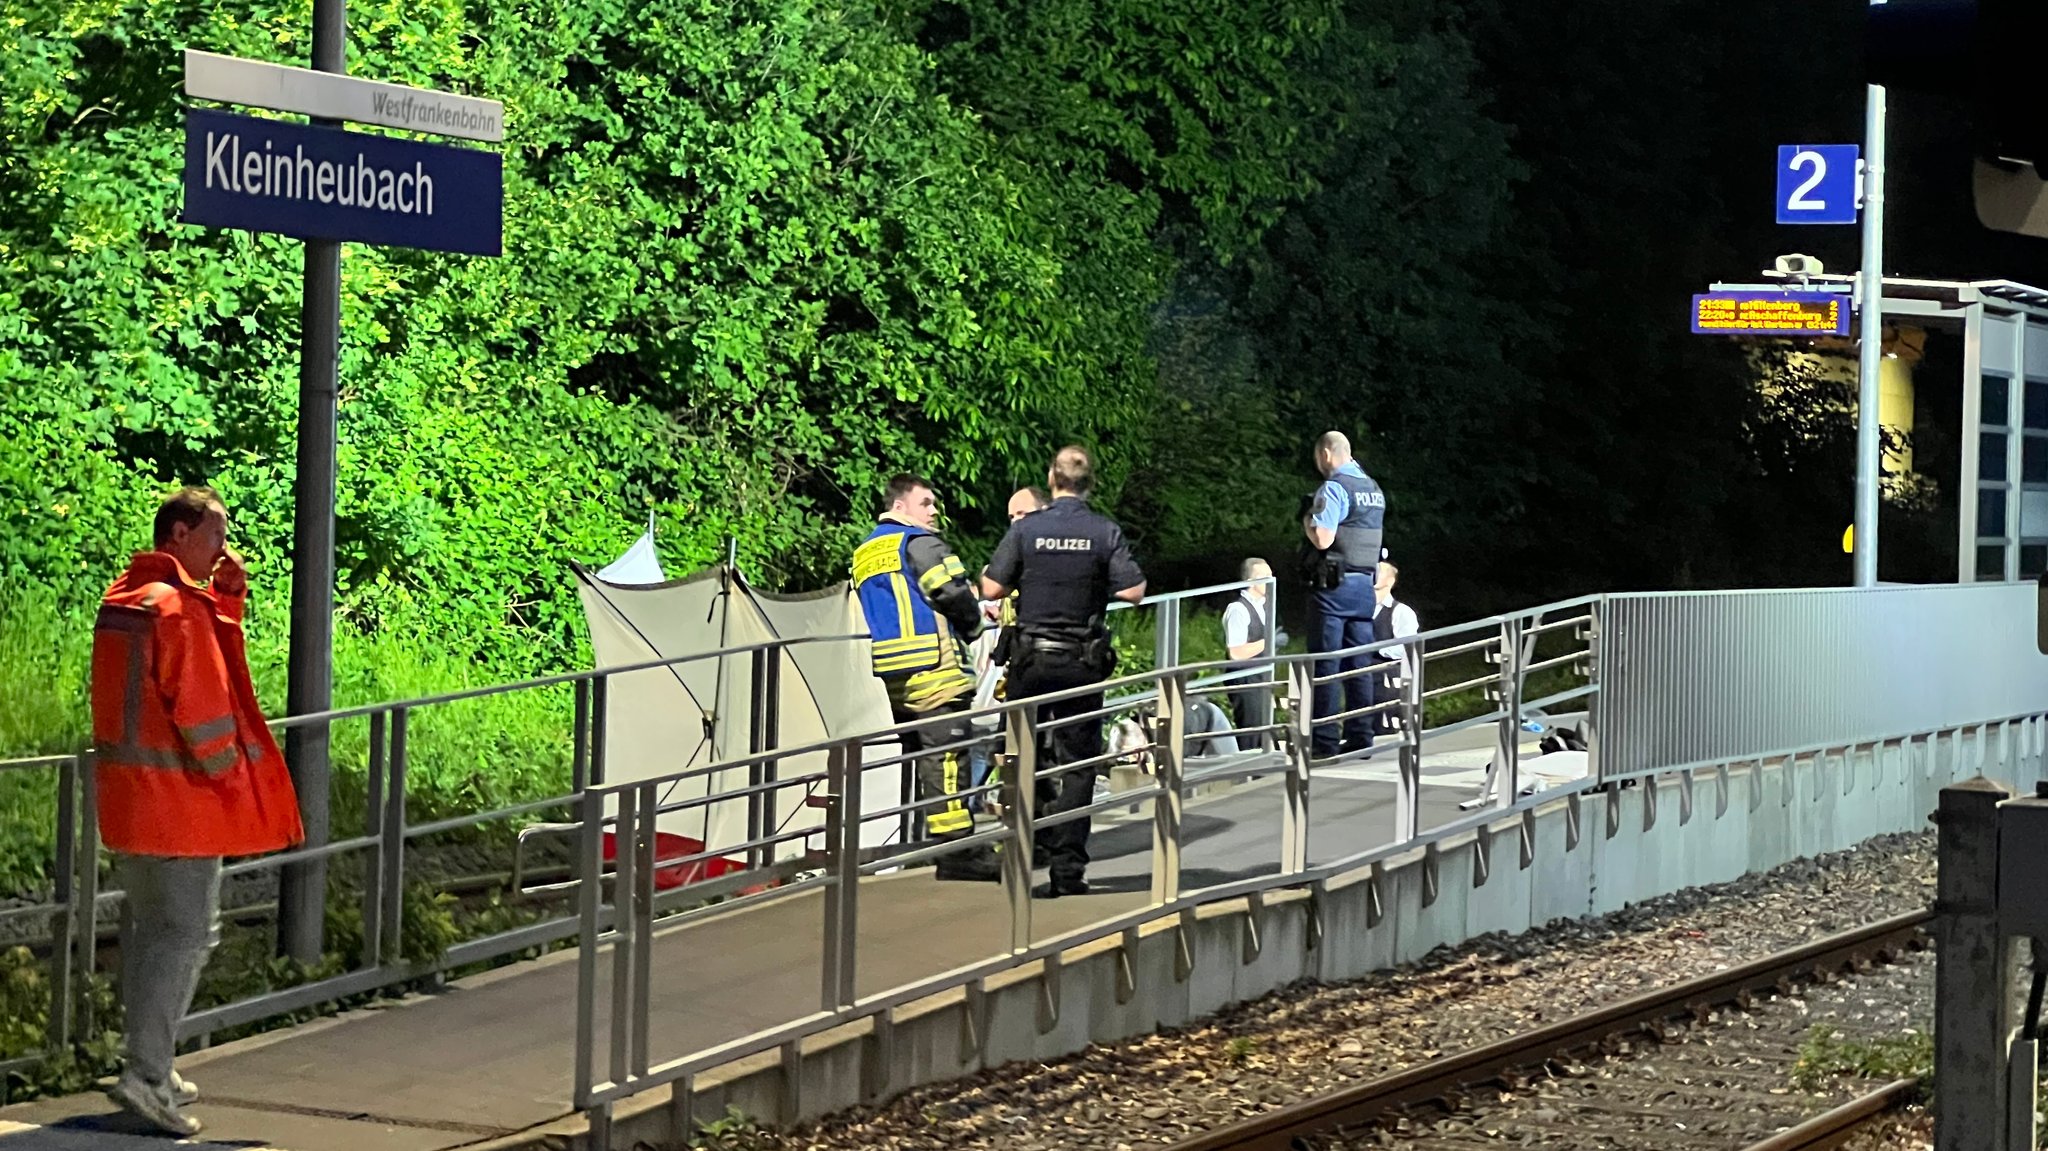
[{"x1": 1775, "y1": 144, "x2": 1861, "y2": 226}]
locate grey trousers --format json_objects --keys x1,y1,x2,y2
[{"x1": 118, "y1": 855, "x2": 222, "y2": 1086}]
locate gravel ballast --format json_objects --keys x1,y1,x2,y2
[{"x1": 732, "y1": 831, "x2": 1937, "y2": 1151}]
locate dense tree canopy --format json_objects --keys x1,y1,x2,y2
[{"x1": 6, "y1": 0, "x2": 2048, "y2": 677}]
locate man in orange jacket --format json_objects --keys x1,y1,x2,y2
[{"x1": 91, "y1": 487, "x2": 303, "y2": 1135}]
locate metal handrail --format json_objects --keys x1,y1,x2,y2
[
  {"x1": 268, "y1": 632, "x2": 869, "y2": 731},
  {"x1": 25, "y1": 577, "x2": 2038, "y2": 1131},
  {"x1": 0, "y1": 580, "x2": 1598, "y2": 1100}
]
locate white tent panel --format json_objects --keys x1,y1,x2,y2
[
  {"x1": 574, "y1": 562, "x2": 904, "y2": 867},
  {"x1": 596, "y1": 528, "x2": 667, "y2": 585}
]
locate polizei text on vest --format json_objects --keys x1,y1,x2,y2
[
  {"x1": 1034, "y1": 538, "x2": 1096, "y2": 551},
  {"x1": 205, "y1": 130, "x2": 436, "y2": 215}
]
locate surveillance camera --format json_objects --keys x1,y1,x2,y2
[{"x1": 1773, "y1": 254, "x2": 1825, "y2": 277}]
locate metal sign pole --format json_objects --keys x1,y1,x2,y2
[
  {"x1": 1853, "y1": 82, "x2": 1888, "y2": 588},
  {"x1": 278, "y1": 0, "x2": 346, "y2": 963}
]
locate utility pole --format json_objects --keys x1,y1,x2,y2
[
  {"x1": 278, "y1": 0, "x2": 345, "y2": 964},
  {"x1": 1852, "y1": 82, "x2": 1887, "y2": 588}
]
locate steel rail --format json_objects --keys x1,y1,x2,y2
[
  {"x1": 1161, "y1": 910, "x2": 1930, "y2": 1151},
  {"x1": 1738, "y1": 1078, "x2": 1922, "y2": 1151}
]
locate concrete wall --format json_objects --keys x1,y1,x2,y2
[{"x1": 560, "y1": 718, "x2": 2048, "y2": 1151}]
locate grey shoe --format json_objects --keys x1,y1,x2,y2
[
  {"x1": 171, "y1": 1069, "x2": 199, "y2": 1106},
  {"x1": 109, "y1": 1072, "x2": 202, "y2": 1137}
]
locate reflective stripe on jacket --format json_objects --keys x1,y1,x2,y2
[
  {"x1": 90, "y1": 551, "x2": 304, "y2": 857},
  {"x1": 852, "y1": 520, "x2": 974, "y2": 711}
]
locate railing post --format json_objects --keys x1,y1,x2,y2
[
  {"x1": 50, "y1": 755, "x2": 78, "y2": 1054},
  {"x1": 762, "y1": 647, "x2": 783, "y2": 865},
  {"x1": 632, "y1": 782, "x2": 656, "y2": 1078},
  {"x1": 819, "y1": 739, "x2": 862, "y2": 1013},
  {"x1": 1584, "y1": 598, "x2": 1606, "y2": 780},
  {"x1": 1283, "y1": 656, "x2": 1327, "y2": 857},
  {"x1": 574, "y1": 787, "x2": 604, "y2": 1105},
  {"x1": 747, "y1": 648, "x2": 769, "y2": 872},
  {"x1": 571, "y1": 677, "x2": 591, "y2": 792},
  {"x1": 1152, "y1": 673, "x2": 1186, "y2": 903},
  {"x1": 380, "y1": 708, "x2": 409, "y2": 965},
  {"x1": 362, "y1": 711, "x2": 387, "y2": 970},
  {"x1": 1396, "y1": 640, "x2": 1424, "y2": 842},
  {"x1": 1153, "y1": 596, "x2": 1180, "y2": 675},
  {"x1": 609, "y1": 785, "x2": 637, "y2": 1091},
  {"x1": 75, "y1": 751, "x2": 100, "y2": 1041},
  {"x1": 1000, "y1": 705, "x2": 1038, "y2": 953},
  {"x1": 1260, "y1": 575, "x2": 1280, "y2": 739},
  {"x1": 591, "y1": 674, "x2": 610, "y2": 788},
  {"x1": 1273, "y1": 662, "x2": 1310, "y2": 877},
  {"x1": 1494, "y1": 617, "x2": 1524, "y2": 811}
]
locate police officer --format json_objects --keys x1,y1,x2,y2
[
  {"x1": 980, "y1": 447, "x2": 1146, "y2": 898},
  {"x1": 1300, "y1": 430, "x2": 1387, "y2": 758},
  {"x1": 852, "y1": 474, "x2": 999, "y2": 882}
]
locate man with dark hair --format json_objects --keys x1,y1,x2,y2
[
  {"x1": 1300, "y1": 430, "x2": 1387, "y2": 758},
  {"x1": 852, "y1": 475, "x2": 998, "y2": 881},
  {"x1": 153, "y1": 486, "x2": 224, "y2": 547},
  {"x1": 981, "y1": 446, "x2": 1146, "y2": 898},
  {"x1": 93, "y1": 487, "x2": 303, "y2": 1135}
]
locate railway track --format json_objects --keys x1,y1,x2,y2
[
  {"x1": 1164, "y1": 911, "x2": 1930, "y2": 1151},
  {"x1": 1736, "y1": 1079, "x2": 1921, "y2": 1151}
]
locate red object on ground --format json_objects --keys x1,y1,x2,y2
[{"x1": 602, "y1": 830, "x2": 750, "y2": 891}]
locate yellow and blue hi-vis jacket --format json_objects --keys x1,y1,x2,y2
[{"x1": 852, "y1": 519, "x2": 979, "y2": 712}]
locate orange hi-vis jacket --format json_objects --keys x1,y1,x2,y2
[{"x1": 90, "y1": 551, "x2": 304, "y2": 858}]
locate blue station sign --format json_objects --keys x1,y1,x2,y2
[
  {"x1": 181, "y1": 107, "x2": 502, "y2": 256},
  {"x1": 1775, "y1": 144, "x2": 1860, "y2": 226},
  {"x1": 1690, "y1": 291, "x2": 1850, "y2": 337}
]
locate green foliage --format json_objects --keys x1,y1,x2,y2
[
  {"x1": 1790, "y1": 1025, "x2": 1932, "y2": 1095},
  {"x1": 693, "y1": 1105, "x2": 773, "y2": 1151},
  {"x1": 0, "y1": 584, "x2": 574, "y2": 892}
]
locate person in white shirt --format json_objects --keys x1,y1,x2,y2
[
  {"x1": 1371, "y1": 561, "x2": 1420, "y2": 735},
  {"x1": 1221, "y1": 557, "x2": 1275, "y2": 750}
]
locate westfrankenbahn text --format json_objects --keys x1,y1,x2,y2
[
  {"x1": 205, "y1": 130, "x2": 437, "y2": 215},
  {"x1": 369, "y1": 91, "x2": 500, "y2": 138}
]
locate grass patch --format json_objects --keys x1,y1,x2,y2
[{"x1": 1791, "y1": 1024, "x2": 1933, "y2": 1093}]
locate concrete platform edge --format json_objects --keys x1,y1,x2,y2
[{"x1": 464, "y1": 729, "x2": 2042, "y2": 1151}]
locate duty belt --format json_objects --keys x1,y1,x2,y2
[{"x1": 1017, "y1": 630, "x2": 1096, "y2": 654}]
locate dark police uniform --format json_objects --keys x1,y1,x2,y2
[
  {"x1": 1304, "y1": 462, "x2": 1386, "y2": 757},
  {"x1": 984, "y1": 496, "x2": 1145, "y2": 895}
]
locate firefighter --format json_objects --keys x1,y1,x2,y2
[
  {"x1": 92, "y1": 486, "x2": 304, "y2": 1136},
  {"x1": 852, "y1": 474, "x2": 1000, "y2": 881}
]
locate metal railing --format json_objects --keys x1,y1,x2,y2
[
  {"x1": 564, "y1": 592, "x2": 1602, "y2": 1126},
  {"x1": 0, "y1": 754, "x2": 86, "y2": 1083},
  {"x1": 1597, "y1": 582, "x2": 2048, "y2": 778},
  {"x1": 13, "y1": 578, "x2": 2032, "y2": 1120},
  {"x1": 0, "y1": 579, "x2": 1300, "y2": 1072}
]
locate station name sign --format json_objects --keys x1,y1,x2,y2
[
  {"x1": 181, "y1": 49, "x2": 503, "y2": 255},
  {"x1": 182, "y1": 107, "x2": 502, "y2": 255},
  {"x1": 1689, "y1": 291, "x2": 1849, "y2": 337}
]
